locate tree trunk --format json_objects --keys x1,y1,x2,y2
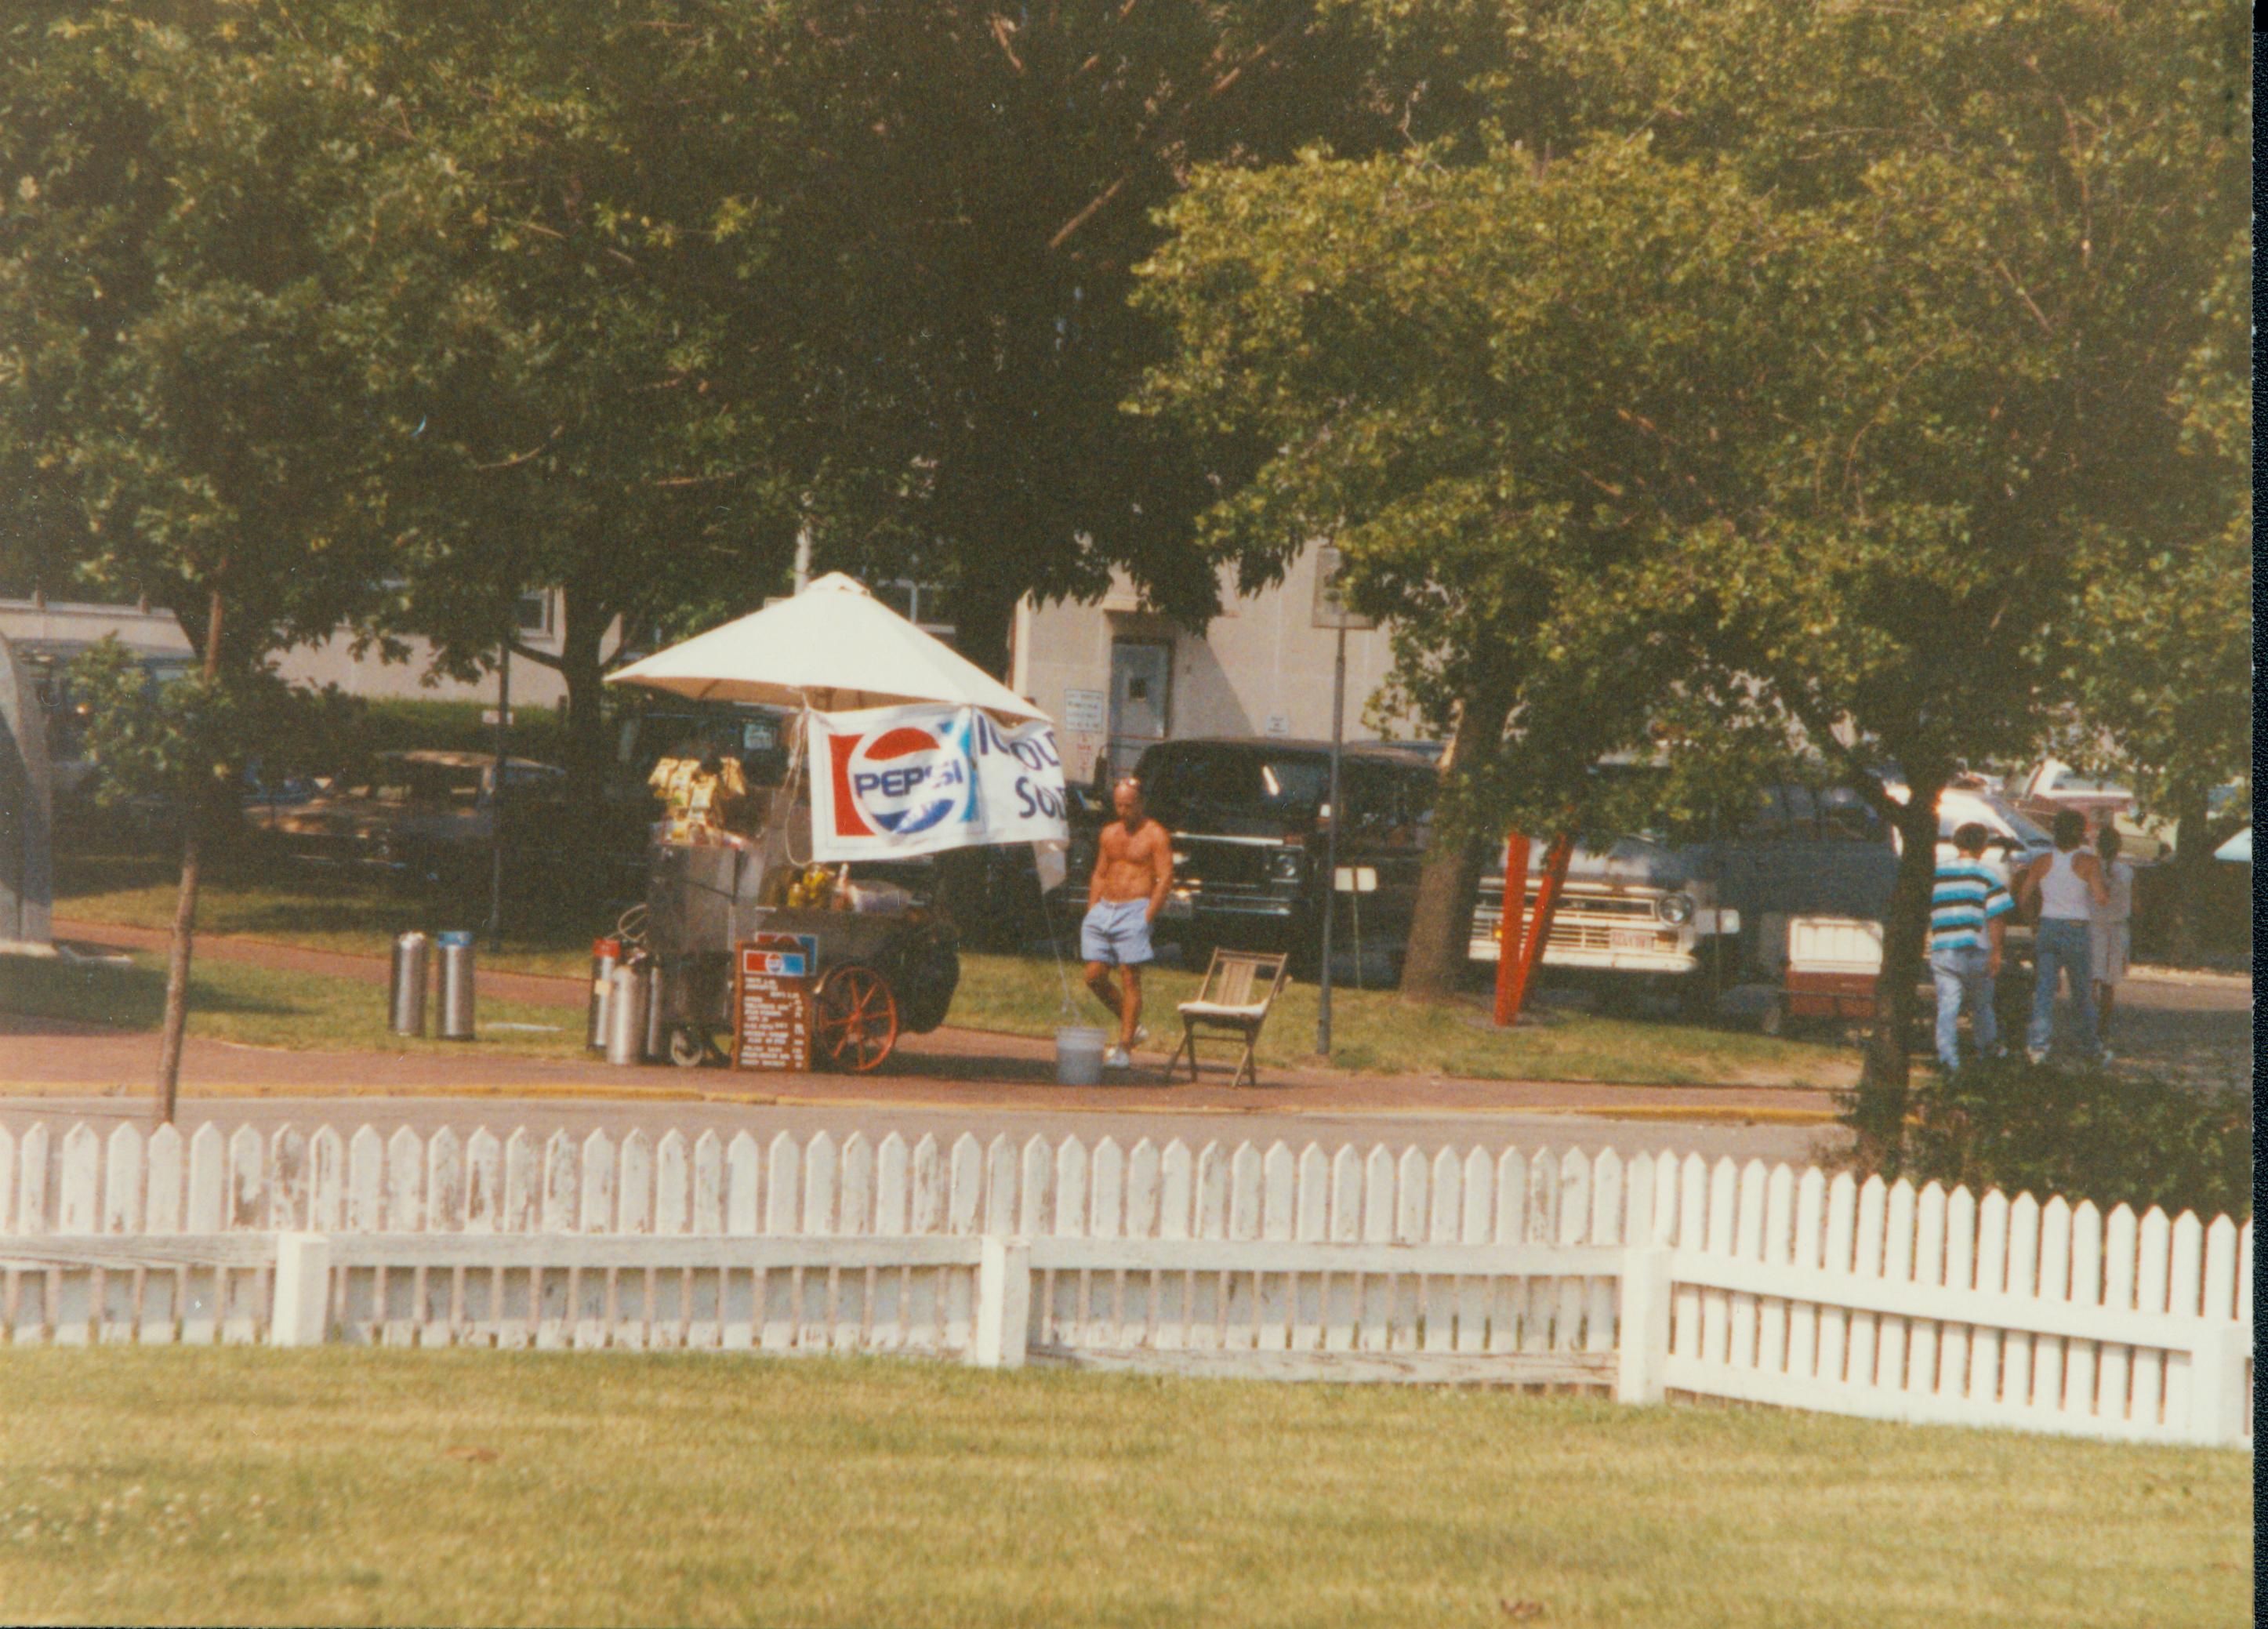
[
  {"x1": 154, "y1": 586, "x2": 225, "y2": 1123},
  {"x1": 2163, "y1": 784, "x2": 2212, "y2": 960},
  {"x1": 951, "y1": 571, "x2": 1022, "y2": 683},
  {"x1": 553, "y1": 597, "x2": 614, "y2": 861},
  {"x1": 1851, "y1": 776, "x2": 1945, "y2": 1163},
  {"x1": 152, "y1": 814, "x2": 202, "y2": 1125},
  {"x1": 1397, "y1": 684, "x2": 1515, "y2": 1005}
]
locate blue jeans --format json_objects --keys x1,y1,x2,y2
[
  {"x1": 1930, "y1": 945, "x2": 1996, "y2": 1072},
  {"x1": 2028, "y1": 917, "x2": 2098, "y2": 1057}
]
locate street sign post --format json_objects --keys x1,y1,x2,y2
[{"x1": 1310, "y1": 545, "x2": 1375, "y2": 1055}]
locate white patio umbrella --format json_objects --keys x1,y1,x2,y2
[
  {"x1": 2213, "y1": 826, "x2": 2250, "y2": 864},
  {"x1": 605, "y1": 572, "x2": 1046, "y2": 721}
]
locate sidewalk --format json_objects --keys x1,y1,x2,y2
[{"x1": 9, "y1": 920, "x2": 1840, "y2": 1123}]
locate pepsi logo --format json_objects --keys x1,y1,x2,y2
[{"x1": 828, "y1": 723, "x2": 973, "y2": 838}]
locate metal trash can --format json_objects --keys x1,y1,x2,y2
[
  {"x1": 436, "y1": 930, "x2": 477, "y2": 1040},
  {"x1": 586, "y1": 937, "x2": 622, "y2": 1051},
  {"x1": 389, "y1": 931, "x2": 430, "y2": 1037},
  {"x1": 604, "y1": 959, "x2": 651, "y2": 1066}
]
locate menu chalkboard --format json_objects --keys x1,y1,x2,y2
[{"x1": 735, "y1": 936, "x2": 814, "y2": 1071}]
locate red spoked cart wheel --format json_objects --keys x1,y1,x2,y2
[{"x1": 813, "y1": 963, "x2": 900, "y2": 1073}]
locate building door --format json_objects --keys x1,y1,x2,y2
[{"x1": 1107, "y1": 640, "x2": 1171, "y2": 781}]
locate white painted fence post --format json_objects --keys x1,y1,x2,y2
[
  {"x1": 1615, "y1": 1243, "x2": 1672, "y2": 1404},
  {"x1": 271, "y1": 1233, "x2": 332, "y2": 1347},
  {"x1": 971, "y1": 1235, "x2": 1031, "y2": 1370},
  {"x1": 2183, "y1": 1323, "x2": 2252, "y2": 1448}
]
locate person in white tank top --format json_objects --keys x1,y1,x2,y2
[{"x1": 2017, "y1": 810, "x2": 2111, "y2": 1061}]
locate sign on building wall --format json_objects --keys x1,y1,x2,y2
[
  {"x1": 1311, "y1": 544, "x2": 1377, "y2": 632},
  {"x1": 1061, "y1": 688, "x2": 1107, "y2": 734}
]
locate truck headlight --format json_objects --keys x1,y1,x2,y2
[{"x1": 1659, "y1": 892, "x2": 1695, "y2": 925}]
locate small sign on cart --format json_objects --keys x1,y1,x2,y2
[
  {"x1": 735, "y1": 937, "x2": 815, "y2": 1071},
  {"x1": 739, "y1": 932, "x2": 817, "y2": 978}
]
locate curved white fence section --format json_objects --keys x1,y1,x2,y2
[{"x1": 0, "y1": 1121, "x2": 2249, "y2": 1447}]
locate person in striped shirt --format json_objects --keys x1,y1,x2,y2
[{"x1": 1929, "y1": 822, "x2": 2016, "y2": 1072}]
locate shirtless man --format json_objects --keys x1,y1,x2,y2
[{"x1": 1082, "y1": 777, "x2": 1174, "y2": 1068}]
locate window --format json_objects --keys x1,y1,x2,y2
[
  {"x1": 1740, "y1": 784, "x2": 1816, "y2": 841},
  {"x1": 1816, "y1": 786, "x2": 1887, "y2": 843},
  {"x1": 879, "y1": 580, "x2": 954, "y2": 644},
  {"x1": 514, "y1": 591, "x2": 554, "y2": 636}
]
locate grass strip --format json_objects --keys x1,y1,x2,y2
[
  {"x1": 0, "y1": 1348, "x2": 2247, "y2": 1628},
  {"x1": 0, "y1": 949, "x2": 583, "y2": 1062}
]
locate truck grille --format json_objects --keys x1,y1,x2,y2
[
  {"x1": 1172, "y1": 835, "x2": 1279, "y2": 889},
  {"x1": 1472, "y1": 886, "x2": 1678, "y2": 956}
]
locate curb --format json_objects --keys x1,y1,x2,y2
[{"x1": 0, "y1": 1078, "x2": 1837, "y2": 1123}]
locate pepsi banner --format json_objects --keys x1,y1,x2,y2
[{"x1": 808, "y1": 703, "x2": 1069, "y2": 861}]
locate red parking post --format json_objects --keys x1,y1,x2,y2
[
  {"x1": 1496, "y1": 831, "x2": 1573, "y2": 1028},
  {"x1": 1493, "y1": 831, "x2": 1531, "y2": 1027}
]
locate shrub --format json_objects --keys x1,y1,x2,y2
[{"x1": 1845, "y1": 1056, "x2": 2252, "y2": 1220}]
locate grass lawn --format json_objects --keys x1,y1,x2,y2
[
  {"x1": 953, "y1": 951, "x2": 1853, "y2": 1088},
  {"x1": 53, "y1": 854, "x2": 605, "y2": 978},
  {"x1": 49, "y1": 858, "x2": 1857, "y2": 1087},
  {"x1": 0, "y1": 946, "x2": 585, "y2": 1063},
  {"x1": 0, "y1": 1350, "x2": 2248, "y2": 1628}
]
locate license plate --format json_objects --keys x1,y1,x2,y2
[{"x1": 1609, "y1": 929, "x2": 1655, "y2": 952}]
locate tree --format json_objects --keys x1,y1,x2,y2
[
  {"x1": 737, "y1": 0, "x2": 1511, "y2": 675},
  {"x1": 1136, "y1": 0, "x2": 2248, "y2": 1135},
  {"x1": 302, "y1": 0, "x2": 825, "y2": 820},
  {"x1": 1533, "y1": 0, "x2": 2248, "y2": 1133},
  {"x1": 1135, "y1": 139, "x2": 1821, "y2": 1001},
  {"x1": 0, "y1": 3, "x2": 397, "y2": 1115},
  {"x1": 2070, "y1": 231, "x2": 2252, "y2": 951},
  {"x1": 281, "y1": 1, "x2": 1501, "y2": 807}
]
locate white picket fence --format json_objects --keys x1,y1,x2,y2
[{"x1": 0, "y1": 1120, "x2": 2251, "y2": 1447}]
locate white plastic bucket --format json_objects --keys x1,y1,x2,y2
[{"x1": 1054, "y1": 1026, "x2": 1109, "y2": 1087}]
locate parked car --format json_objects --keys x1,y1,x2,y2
[
  {"x1": 20, "y1": 640, "x2": 194, "y2": 812},
  {"x1": 2012, "y1": 758, "x2": 2134, "y2": 836},
  {"x1": 1130, "y1": 737, "x2": 1444, "y2": 972},
  {"x1": 252, "y1": 749, "x2": 568, "y2": 887},
  {"x1": 1471, "y1": 773, "x2": 2070, "y2": 1010},
  {"x1": 1471, "y1": 775, "x2": 1902, "y2": 1008},
  {"x1": 612, "y1": 698, "x2": 792, "y2": 796}
]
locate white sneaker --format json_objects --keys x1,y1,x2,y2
[
  {"x1": 1130, "y1": 1025, "x2": 1150, "y2": 1051},
  {"x1": 1103, "y1": 1045, "x2": 1131, "y2": 1069},
  {"x1": 2026, "y1": 1048, "x2": 2047, "y2": 1066}
]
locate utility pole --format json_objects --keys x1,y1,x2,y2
[
  {"x1": 486, "y1": 636, "x2": 510, "y2": 951},
  {"x1": 1317, "y1": 619, "x2": 1347, "y2": 1054},
  {"x1": 1310, "y1": 544, "x2": 1374, "y2": 1057}
]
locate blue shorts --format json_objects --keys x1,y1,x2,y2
[{"x1": 1080, "y1": 898, "x2": 1155, "y2": 967}]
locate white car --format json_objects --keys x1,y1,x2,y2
[{"x1": 1885, "y1": 782, "x2": 2056, "y2": 882}]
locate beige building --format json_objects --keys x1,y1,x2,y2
[
  {"x1": 1009, "y1": 542, "x2": 1423, "y2": 788},
  {"x1": 0, "y1": 597, "x2": 194, "y2": 666},
  {"x1": 274, "y1": 590, "x2": 573, "y2": 708},
  {"x1": 5, "y1": 542, "x2": 1424, "y2": 770},
  {"x1": 0, "y1": 590, "x2": 574, "y2": 711}
]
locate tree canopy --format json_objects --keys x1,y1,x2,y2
[{"x1": 1136, "y1": 0, "x2": 2249, "y2": 1085}]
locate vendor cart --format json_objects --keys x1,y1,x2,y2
[
  {"x1": 639, "y1": 833, "x2": 957, "y2": 1072},
  {"x1": 605, "y1": 572, "x2": 1066, "y2": 1076}
]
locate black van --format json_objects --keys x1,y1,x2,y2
[{"x1": 1129, "y1": 737, "x2": 1442, "y2": 971}]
